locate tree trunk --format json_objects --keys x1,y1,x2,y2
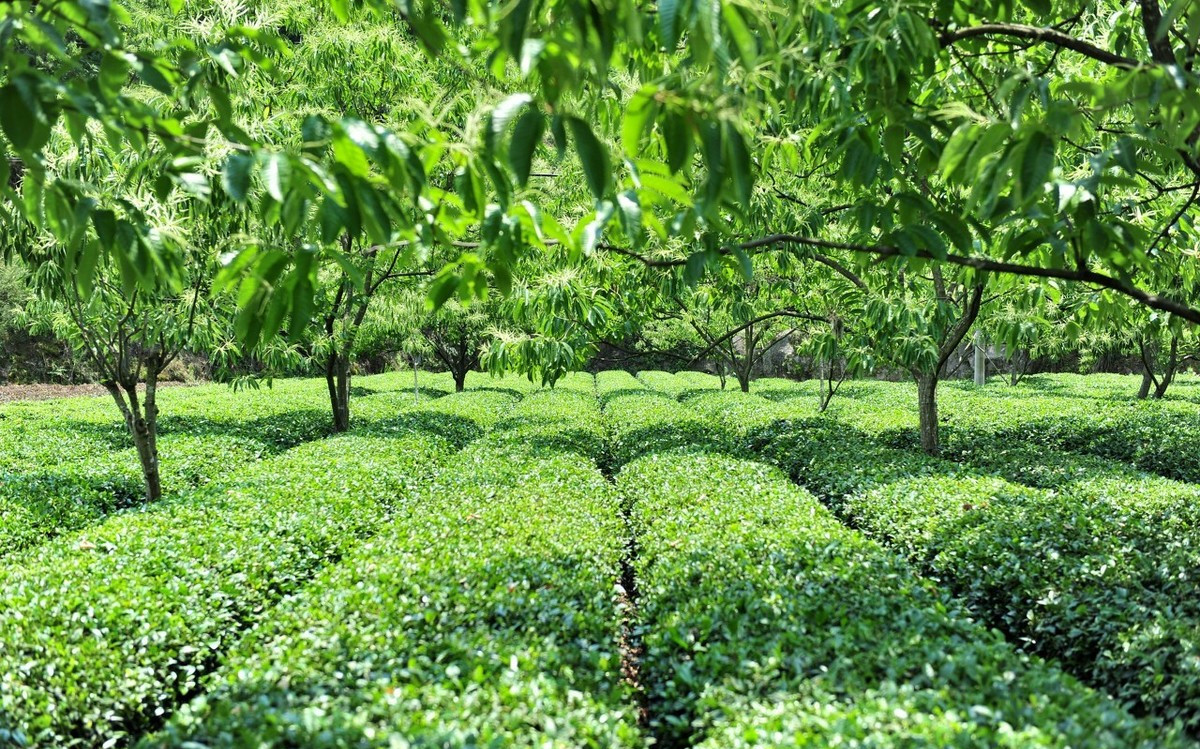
[
  {"x1": 916, "y1": 373, "x2": 940, "y2": 455},
  {"x1": 1138, "y1": 369, "x2": 1154, "y2": 399},
  {"x1": 1137, "y1": 339, "x2": 1158, "y2": 400},
  {"x1": 453, "y1": 368, "x2": 467, "y2": 393},
  {"x1": 735, "y1": 357, "x2": 752, "y2": 393},
  {"x1": 818, "y1": 361, "x2": 844, "y2": 413},
  {"x1": 105, "y1": 375, "x2": 162, "y2": 503},
  {"x1": 326, "y1": 352, "x2": 351, "y2": 432},
  {"x1": 973, "y1": 330, "x2": 986, "y2": 386},
  {"x1": 1153, "y1": 335, "x2": 1179, "y2": 399},
  {"x1": 1010, "y1": 348, "x2": 1026, "y2": 386}
]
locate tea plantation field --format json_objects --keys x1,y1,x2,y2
[{"x1": 1, "y1": 371, "x2": 1198, "y2": 747}]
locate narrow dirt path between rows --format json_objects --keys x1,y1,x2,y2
[{"x1": 0, "y1": 381, "x2": 198, "y2": 404}]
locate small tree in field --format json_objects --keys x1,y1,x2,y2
[
  {"x1": 661, "y1": 262, "x2": 824, "y2": 393},
  {"x1": 416, "y1": 298, "x2": 494, "y2": 392},
  {"x1": 17, "y1": 226, "x2": 221, "y2": 501}
]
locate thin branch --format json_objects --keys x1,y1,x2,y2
[
  {"x1": 601, "y1": 234, "x2": 1200, "y2": 325},
  {"x1": 811, "y1": 253, "x2": 869, "y2": 290},
  {"x1": 1149, "y1": 181, "x2": 1200, "y2": 254},
  {"x1": 937, "y1": 284, "x2": 985, "y2": 371},
  {"x1": 939, "y1": 23, "x2": 1140, "y2": 67},
  {"x1": 687, "y1": 309, "x2": 825, "y2": 365}
]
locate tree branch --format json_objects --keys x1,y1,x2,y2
[
  {"x1": 1139, "y1": 0, "x2": 1177, "y2": 64},
  {"x1": 687, "y1": 309, "x2": 824, "y2": 365},
  {"x1": 601, "y1": 234, "x2": 1200, "y2": 325},
  {"x1": 939, "y1": 23, "x2": 1139, "y2": 67},
  {"x1": 937, "y1": 283, "x2": 984, "y2": 372},
  {"x1": 811, "y1": 253, "x2": 868, "y2": 290}
]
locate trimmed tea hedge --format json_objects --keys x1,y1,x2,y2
[
  {"x1": 635, "y1": 370, "x2": 693, "y2": 398},
  {"x1": 942, "y1": 384, "x2": 1200, "y2": 483},
  {"x1": 617, "y1": 448, "x2": 1181, "y2": 747},
  {"x1": 146, "y1": 383, "x2": 642, "y2": 748},
  {"x1": 602, "y1": 372, "x2": 735, "y2": 467},
  {"x1": 754, "y1": 414, "x2": 1200, "y2": 732},
  {"x1": 0, "y1": 433, "x2": 268, "y2": 558},
  {"x1": 772, "y1": 374, "x2": 1200, "y2": 482},
  {"x1": 0, "y1": 389, "x2": 513, "y2": 748},
  {"x1": 595, "y1": 369, "x2": 644, "y2": 404},
  {"x1": 0, "y1": 378, "x2": 457, "y2": 558}
]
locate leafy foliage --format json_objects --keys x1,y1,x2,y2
[
  {"x1": 616, "y1": 411, "x2": 1183, "y2": 747},
  {"x1": 750, "y1": 395, "x2": 1200, "y2": 731},
  {"x1": 0, "y1": 387, "x2": 509, "y2": 748},
  {"x1": 148, "y1": 383, "x2": 640, "y2": 747}
]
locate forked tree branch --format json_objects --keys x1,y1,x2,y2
[
  {"x1": 600, "y1": 235, "x2": 1200, "y2": 325},
  {"x1": 939, "y1": 23, "x2": 1139, "y2": 67}
]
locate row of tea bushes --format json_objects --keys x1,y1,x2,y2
[
  {"x1": 0, "y1": 389, "x2": 514, "y2": 748},
  {"x1": 145, "y1": 386, "x2": 642, "y2": 747},
  {"x1": 706, "y1": 372, "x2": 1200, "y2": 484},
  {"x1": 601, "y1": 372, "x2": 735, "y2": 468},
  {"x1": 603, "y1": 382, "x2": 1182, "y2": 745},
  {"x1": 749, "y1": 411, "x2": 1200, "y2": 732},
  {"x1": 618, "y1": 450, "x2": 1182, "y2": 747},
  {"x1": 0, "y1": 433, "x2": 268, "y2": 559},
  {"x1": 942, "y1": 384, "x2": 1200, "y2": 483},
  {"x1": 635, "y1": 370, "x2": 721, "y2": 399},
  {"x1": 633, "y1": 370, "x2": 694, "y2": 398},
  {"x1": 0, "y1": 377, "x2": 458, "y2": 559},
  {"x1": 749, "y1": 374, "x2": 1200, "y2": 484},
  {"x1": 0, "y1": 371, "x2": 461, "y2": 479}
]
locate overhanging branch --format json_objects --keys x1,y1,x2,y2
[
  {"x1": 939, "y1": 23, "x2": 1139, "y2": 67},
  {"x1": 600, "y1": 234, "x2": 1200, "y2": 325}
]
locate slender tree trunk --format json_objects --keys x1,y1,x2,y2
[
  {"x1": 105, "y1": 373, "x2": 163, "y2": 503},
  {"x1": 1010, "y1": 348, "x2": 1025, "y2": 386},
  {"x1": 453, "y1": 368, "x2": 467, "y2": 393},
  {"x1": 735, "y1": 355, "x2": 752, "y2": 393},
  {"x1": 818, "y1": 360, "x2": 844, "y2": 413},
  {"x1": 1138, "y1": 369, "x2": 1154, "y2": 399},
  {"x1": 973, "y1": 330, "x2": 986, "y2": 386},
  {"x1": 1153, "y1": 335, "x2": 1179, "y2": 399},
  {"x1": 1138, "y1": 339, "x2": 1158, "y2": 400},
  {"x1": 326, "y1": 352, "x2": 351, "y2": 432},
  {"x1": 412, "y1": 354, "x2": 420, "y2": 399},
  {"x1": 916, "y1": 372, "x2": 940, "y2": 455}
]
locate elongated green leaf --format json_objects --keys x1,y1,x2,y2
[
  {"x1": 616, "y1": 189, "x2": 642, "y2": 245},
  {"x1": 733, "y1": 247, "x2": 753, "y2": 280},
  {"x1": 263, "y1": 153, "x2": 290, "y2": 202},
  {"x1": 938, "y1": 124, "x2": 976, "y2": 181},
  {"x1": 622, "y1": 85, "x2": 659, "y2": 157},
  {"x1": 664, "y1": 112, "x2": 692, "y2": 174},
  {"x1": 426, "y1": 268, "x2": 460, "y2": 310},
  {"x1": 566, "y1": 117, "x2": 610, "y2": 200},
  {"x1": 684, "y1": 249, "x2": 707, "y2": 284},
  {"x1": 720, "y1": 3, "x2": 756, "y2": 66},
  {"x1": 332, "y1": 134, "x2": 371, "y2": 178},
  {"x1": 288, "y1": 252, "x2": 317, "y2": 343},
  {"x1": 640, "y1": 173, "x2": 692, "y2": 205},
  {"x1": 510, "y1": 109, "x2": 545, "y2": 186},
  {"x1": 659, "y1": 0, "x2": 680, "y2": 48},
  {"x1": 725, "y1": 123, "x2": 752, "y2": 206},
  {"x1": 222, "y1": 153, "x2": 255, "y2": 201},
  {"x1": 0, "y1": 84, "x2": 37, "y2": 151},
  {"x1": 1017, "y1": 130, "x2": 1054, "y2": 203},
  {"x1": 492, "y1": 94, "x2": 533, "y2": 138}
]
